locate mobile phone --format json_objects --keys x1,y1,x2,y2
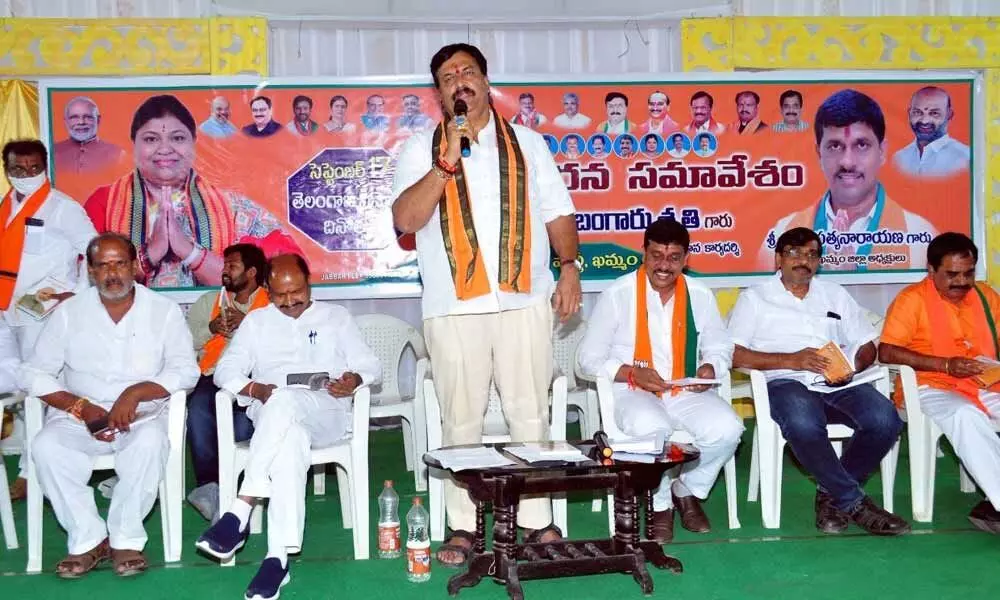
[{"x1": 86, "y1": 415, "x2": 111, "y2": 435}]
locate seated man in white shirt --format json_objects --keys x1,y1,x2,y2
[
  {"x1": 0, "y1": 317, "x2": 19, "y2": 395},
  {"x1": 729, "y1": 226, "x2": 910, "y2": 536},
  {"x1": 21, "y1": 232, "x2": 200, "y2": 578},
  {"x1": 577, "y1": 219, "x2": 743, "y2": 542},
  {"x1": 196, "y1": 254, "x2": 381, "y2": 600}
]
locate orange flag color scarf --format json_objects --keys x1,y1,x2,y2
[
  {"x1": 633, "y1": 266, "x2": 698, "y2": 396},
  {"x1": 198, "y1": 288, "x2": 270, "y2": 374},
  {"x1": 919, "y1": 277, "x2": 999, "y2": 414},
  {"x1": 431, "y1": 108, "x2": 531, "y2": 301},
  {"x1": 0, "y1": 180, "x2": 51, "y2": 310}
]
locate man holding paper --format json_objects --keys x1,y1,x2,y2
[
  {"x1": 20, "y1": 233, "x2": 200, "y2": 578},
  {"x1": 577, "y1": 218, "x2": 744, "y2": 542},
  {"x1": 729, "y1": 227, "x2": 910, "y2": 536},
  {"x1": 196, "y1": 254, "x2": 381, "y2": 600},
  {"x1": 879, "y1": 232, "x2": 1000, "y2": 534}
]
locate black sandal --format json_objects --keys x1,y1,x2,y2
[
  {"x1": 436, "y1": 529, "x2": 475, "y2": 569},
  {"x1": 523, "y1": 523, "x2": 563, "y2": 545}
]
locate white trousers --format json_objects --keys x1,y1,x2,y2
[
  {"x1": 239, "y1": 387, "x2": 351, "y2": 555},
  {"x1": 614, "y1": 384, "x2": 744, "y2": 512},
  {"x1": 424, "y1": 300, "x2": 554, "y2": 532},
  {"x1": 32, "y1": 415, "x2": 168, "y2": 555},
  {"x1": 11, "y1": 320, "x2": 46, "y2": 480},
  {"x1": 919, "y1": 387, "x2": 1000, "y2": 511}
]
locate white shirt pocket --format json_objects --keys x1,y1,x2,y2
[{"x1": 24, "y1": 223, "x2": 45, "y2": 255}]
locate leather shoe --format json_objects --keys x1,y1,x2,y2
[
  {"x1": 815, "y1": 491, "x2": 849, "y2": 534},
  {"x1": 849, "y1": 496, "x2": 911, "y2": 536},
  {"x1": 968, "y1": 500, "x2": 1000, "y2": 534},
  {"x1": 672, "y1": 492, "x2": 710, "y2": 533},
  {"x1": 649, "y1": 509, "x2": 674, "y2": 543}
]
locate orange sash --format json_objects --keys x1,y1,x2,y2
[
  {"x1": 633, "y1": 267, "x2": 697, "y2": 396},
  {"x1": 785, "y1": 186, "x2": 911, "y2": 268},
  {"x1": 0, "y1": 181, "x2": 51, "y2": 310},
  {"x1": 198, "y1": 287, "x2": 270, "y2": 374},
  {"x1": 919, "y1": 277, "x2": 997, "y2": 413},
  {"x1": 432, "y1": 109, "x2": 531, "y2": 301},
  {"x1": 106, "y1": 169, "x2": 236, "y2": 254},
  {"x1": 735, "y1": 117, "x2": 763, "y2": 135}
]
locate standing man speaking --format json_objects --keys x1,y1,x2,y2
[{"x1": 391, "y1": 43, "x2": 581, "y2": 567}]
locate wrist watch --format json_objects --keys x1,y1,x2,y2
[{"x1": 559, "y1": 257, "x2": 584, "y2": 271}]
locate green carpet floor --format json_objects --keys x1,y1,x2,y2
[{"x1": 1, "y1": 421, "x2": 998, "y2": 600}]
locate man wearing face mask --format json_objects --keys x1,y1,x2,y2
[
  {"x1": 879, "y1": 233, "x2": 1000, "y2": 534},
  {"x1": 20, "y1": 233, "x2": 200, "y2": 578},
  {"x1": 53, "y1": 96, "x2": 125, "y2": 175},
  {"x1": 730, "y1": 227, "x2": 910, "y2": 536},
  {"x1": 758, "y1": 89, "x2": 936, "y2": 272},
  {"x1": 1, "y1": 139, "x2": 97, "y2": 501},
  {"x1": 184, "y1": 243, "x2": 269, "y2": 521},
  {"x1": 892, "y1": 86, "x2": 970, "y2": 178},
  {"x1": 391, "y1": 43, "x2": 580, "y2": 567},
  {"x1": 196, "y1": 254, "x2": 380, "y2": 600},
  {"x1": 577, "y1": 218, "x2": 743, "y2": 542}
]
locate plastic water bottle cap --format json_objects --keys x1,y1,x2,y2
[
  {"x1": 461, "y1": 147, "x2": 471, "y2": 157},
  {"x1": 385, "y1": 480, "x2": 393, "y2": 487}
]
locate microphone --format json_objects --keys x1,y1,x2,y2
[
  {"x1": 453, "y1": 99, "x2": 471, "y2": 158},
  {"x1": 593, "y1": 430, "x2": 613, "y2": 459}
]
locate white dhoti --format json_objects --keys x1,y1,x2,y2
[
  {"x1": 613, "y1": 384, "x2": 744, "y2": 511},
  {"x1": 239, "y1": 387, "x2": 351, "y2": 554},
  {"x1": 919, "y1": 387, "x2": 1000, "y2": 511},
  {"x1": 32, "y1": 415, "x2": 168, "y2": 554},
  {"x1": 9, "y1": 318, "x2": 48, "y2": 479},
  {"x1": 424, "y1": 300, "x2": 554, "y2": 532}
]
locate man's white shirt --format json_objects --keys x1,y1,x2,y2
[
  {"x1": 391, "y1": 114, "x2": 576, "y2": 319},
  {"x1": 2, "y1": 187, "x2": 97, "y2": 327},
  {"x1": 727, "y1": 273, "x2": 877, "y2": 386},
  {"x1": 0, "y1": 318, "x2": 19, "y2": 394},
  {"x1": 553, "y1": 113, "x2": 592, "y2": 129},
  {"x1": 19, "y1": 284, "x2": 200, "y2": 412},
  {"x1": 577, "y1": 272, "x2": 733, "y2": 383},
  {"x1": 892, "y1": 134, "x2": 970, "y2": 178},
  {"x1": 214, "y1": 301, "x2": 382, "y2": 415}
]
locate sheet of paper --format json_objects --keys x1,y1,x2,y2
[
  {"x1": 427, "y1": 447, "x2": 516, "y2": 471},
  {"x1": 15, "y1": 276, "x2": 71, "y2": 321},
  {"x1": 504, "y1": 444, "x2": 590, "y2": 464},
  {"x1": 608, "y1": 432, "x2": 665, "y2": 454},
  {"x1": 664, "y1": 378, "x2": 721, "y2": 388},
  {"x1": 805, "y1": 366, "x2": 884, "y2": 394},
  {"x1": 610, "y1": 451, "x2": 657, "y2": 463}
]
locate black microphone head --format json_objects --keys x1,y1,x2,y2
[{"x1": 453, "y1": 99, "x2": 468, "y2": 115}]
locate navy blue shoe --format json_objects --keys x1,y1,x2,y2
[
  {"x1": 195, "y1": 512, "x2": 248, "y2": 560},
  {"x1": 245, "y1": 558, "x2": 291, "y2": 600}
]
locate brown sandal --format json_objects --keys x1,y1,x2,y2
[
  {"x1": 111, "y1": 548, "x2": 148, "y2": 577},
  {"x1": 55, "y1": 539, "x2": 111, "y2": 579}
]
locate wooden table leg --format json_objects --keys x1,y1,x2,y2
[{"x1": 492, "y1": 475, "x2": 523, "y2": 600}]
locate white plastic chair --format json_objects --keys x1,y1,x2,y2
[
  {"x1": 347, "y1": 314, "x2": 429, "y2": 492},
  {"x1": 215, "y1": 385, "x2": 372, "y2": 562},
  {"x1": 591, "y1": 372, "x2": 742, "y2": 533},
  {"x1": 0, "y1": 393, "x2": 21, "y2": 549},
  {"x1": 23, "y1": 391, "x2": 186, "y2": 573},
  {"x1": 891, "y1": 364, "x2": 999, "y2": 522},
  {"x1": 423, "y1": 371, "x2": 569, "y2": 542},
  {"x1": 742, "y1": 366, "x2": 901, "y2": 528},
  {"x1": 553, "y1": 319, "x2": 600, "y2": 441}
]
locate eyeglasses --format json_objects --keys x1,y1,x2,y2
[
  {"x1": 782, "y1": 248, "x2": 821, "y2": 260},
  {"x1": 6, "y1": 164, "x2": 45, "y2": 178}
]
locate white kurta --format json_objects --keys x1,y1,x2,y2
[
  {"x1": 577, "y1": 272, "x2": 743, "y2": 510},
  {"x1": 0, "y1": 317, "x2": 19, "y2": 394},
  {"x1": 2, "y1": 186, "x2": 97, "y2": 357},
  {"x1": 213, "y1": 301, "x2": 381, "y2": 554},
  {"x1": 20, "y1": 284, "x2": 199, "y2": 554},
  {"x1": 727, "y1": 273, "x2": 878, "y2": 387}
]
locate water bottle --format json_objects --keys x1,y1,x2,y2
[
  {"x1": 377, "y1": 480, "x2": 400, "y2": 559},
  {"x1": 406, "y1": 497, "x2": 431, "y2": 582}
]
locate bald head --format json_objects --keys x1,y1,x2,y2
[
  {"x1": 268, "y1": 254, "x2": 312, "y2": 319},
  {"x1": 908, "y1": 86, "x2": 953, "y2": 145},
  {"x1": 211, "y1": 96, "x2": 231, "y2": 124}
]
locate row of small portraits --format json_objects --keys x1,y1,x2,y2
[{"x1": 541, "y1": 131, "x2": 719, "y2": 160}]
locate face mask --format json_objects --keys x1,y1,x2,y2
[{"x1": 9, "y1": 173, "x2": 46, "y2": 197}]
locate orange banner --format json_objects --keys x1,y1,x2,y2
[{"x1": 42, "y1": 74, "x2": 976, "y2": 293}]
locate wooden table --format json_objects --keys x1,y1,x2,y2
[{"x1": 424, "y1": 441, "x2": 698, "y2": 599}]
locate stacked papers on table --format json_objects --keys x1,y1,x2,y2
[
  {"x1": 504, "y1": 443, "x2": 590, "y2": 464},
  {"x1": 608, "y1": 432, "x2": 665, "y2": 455},
  {"x1": 427, "y1": 447, "x2": 516, "y2": 471}
]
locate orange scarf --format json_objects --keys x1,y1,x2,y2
[
  {"x1": 432, "y1": 109, "x2": 531, "y2": 301},
  {"x1": 735, "y1": 117, "x2": 762, "y2": 135},
  {"x1": 106, "y1": 169, "x2": 236, "y2": 254},
  {"x1": 633, "y1": 267, "x2": 697, "y2": 396},
  {"x1": 0, "y1": 181, "x2": 51, "y2": 310},
  {"x1": 198, "y1": 287, "x2": 270, "y2": 374},
  {"x1": 919, "y1": 277, "x2": 998, "y2": 413},
  {"x1": 786, "y1": 185, "x2": 910, "y2": 268}
]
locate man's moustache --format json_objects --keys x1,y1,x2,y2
[{"x1": 452, "y1": 87, "x2": 474, "y2": 101}]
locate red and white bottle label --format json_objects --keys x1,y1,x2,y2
[
  {"x1": 407, "y1": 544, "x2": 431, "y2": 575},
  {"x1": 378, "y1": 523, "x2": 400, "y2": 552}
]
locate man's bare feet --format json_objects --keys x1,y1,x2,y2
[
  {"x1": 435, "y1": 530, "x2": 474, "y2": 568},
  {"x1": 9, "y1": 477, "x2": 26, "y2": 502}
]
